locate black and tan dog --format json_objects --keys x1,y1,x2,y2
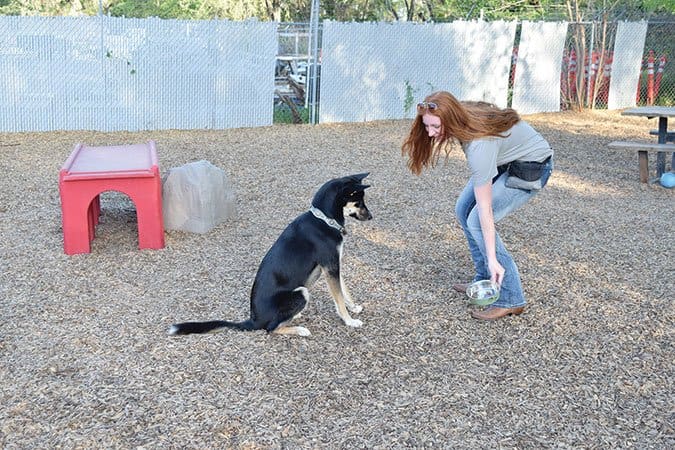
[{"x1": 169, "y1": 173, "x2": 372, "y2": 337}]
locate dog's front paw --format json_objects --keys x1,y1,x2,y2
[
  {"x1": 296, "y1": 326, "x2": 311, "y2": 337},
  {"x1": 345, "y1": 318, "x2": 363, "y2": 328},
  {"x1": 347, "y1": 303, "x2": 363, "y2": 314}
]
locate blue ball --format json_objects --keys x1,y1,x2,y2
[{"x1": 660, "y1": 172, "x2": 675, "y2": 188}]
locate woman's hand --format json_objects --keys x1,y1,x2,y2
[{"x1": 488, "y1": 258, "x2": 505, "y2": 286}]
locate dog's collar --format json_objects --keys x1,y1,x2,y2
[{"x1": 309, "y1": 206, "x2": 346, "y2": 235}]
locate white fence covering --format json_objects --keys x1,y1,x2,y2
[
  {"x1": 319, "y1": 20, "x2": 518, "y2": 123},
  {"x1": 511, "y1": 21, "x2": 569, "y2": 114},
  {"x1": 0, "y1": 16, "x2": 276, "y2": 132},
  {"x1": 0, "y1": 17, "x2": 655, "y2": 131},
  {"x1": 607, "y1": 21, "x2": 648, "y2": 110}
]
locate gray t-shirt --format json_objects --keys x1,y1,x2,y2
[{"x1": 463, "y1": 120, "x2": 553, "y2": 186}]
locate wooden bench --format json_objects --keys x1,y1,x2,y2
[
  {"x1": 649, "y1": 130, "x2": 675, "y2": 142},
  {"x1": 608, "y1": 141, "x2": 675, "y2": 183}
]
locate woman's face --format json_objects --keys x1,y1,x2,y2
[{"x1": 422, "y1": 113, "x2": 442, "y2": 139}]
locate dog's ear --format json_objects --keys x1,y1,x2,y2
[
  {"x1": 347, "y1": 172, "x2": 370, "y2": 191},
  {"x1": 349, "y1": 172, "x2": 370, "y2": 182}
]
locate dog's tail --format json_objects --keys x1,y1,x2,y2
[{"x1": 168, "y1": 319, "x2": 255, "y2": 335}]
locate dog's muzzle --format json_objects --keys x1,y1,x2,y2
[{"x1": 352, "y1": 207, "x2": 372, "y2": 221}]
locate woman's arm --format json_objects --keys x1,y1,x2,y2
[{"x1": 473, "y1": 182, "x2": 505, "y2": 284}]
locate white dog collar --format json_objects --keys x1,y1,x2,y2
[{"x1": 309, "y1": 206, "x2": 346, "y2": 235}]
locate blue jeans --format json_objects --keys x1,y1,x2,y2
[{"x1": 454, "y1": 158, "x2": 553, "y2": 308}]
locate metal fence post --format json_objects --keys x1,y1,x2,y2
[{"x1": 308, "y1": 0, "x2": 320, "y2": 124}]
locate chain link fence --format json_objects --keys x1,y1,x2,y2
[
  {"x1": 274, "y1": 22, "x2": 314, "y2": 123},
  {"x1": 557, "y1": 21, "x2": 675, "y2": 111},
  {"x1": 0, "y1": 16, "x2": 276, "y2": 132},
  {"x1": 0, "y1": 17, "x2": 672, "y2": 131},
  {"x1": 277, "y1": 20, "x2": 674, "y2": 124}
]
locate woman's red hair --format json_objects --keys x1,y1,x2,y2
[{"x1": 401, "y1": 91, "x2": 520, "y2": 175}]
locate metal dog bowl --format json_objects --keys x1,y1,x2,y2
[{"x1": 466, "y1": 280, "x2": 500, "y2": 306}]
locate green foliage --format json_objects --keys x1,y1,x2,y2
[
  {"x1": 643, "y1": 0, "x2": 675, "y2": 15},
  {"x1": 654, "y1": 74, "x2": 675, "y2": 106},
  {"x1": 1, "y1": 0, "x2": 674, "y2": 22},
  {"x1": 456, "y1": 0, "x2": 566, "y2": 21},
  {"x1": 0, "y1": 1, "x2": 20, "y2": 15},
  {"x1": 109, "y1": 0, "x2": 204, "y2": 19},
  {"x1": 0, "y1": 0, "x2": 100, "y2": 16},
  {"x1": 403, "y1": 80, "x2": 417, "y2": 115},
  {"x1": 563, "y1": 0, "x2": 675, "y2": 21},
  {"x1": 274, "y1": 104, "x2": 309, "y2": 124},
  {"x1": 104, "y1": 49, "x2": 137, "y2": 75},
  {"x1": 403, "y1": 80, "x2": 439, "y2": 115}
]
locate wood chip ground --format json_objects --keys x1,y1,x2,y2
[{"x1": 1, "y1": 110, "x2": 673, "y2": 448}]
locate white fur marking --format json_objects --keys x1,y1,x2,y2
[
  {"x1": 345, "y1": 318, "x2": 363, "y2": 328},
  {"x1": 344, "y1": 201, "x2": 359, "y2": 216},
  {"x1": 293, "y1": 286, "x2": 310, "y2": 301},
  {"x1": 348, "y1": 303, "x2": 363, "y2": 314},
  {"x1": 273, "y1": 325, "x2": 311, "y2": 337}
]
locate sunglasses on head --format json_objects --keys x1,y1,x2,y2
[{"x1": 417, "y1": 101, "x2": 438, "y2": 111}]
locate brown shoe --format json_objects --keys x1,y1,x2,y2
[
  {"x1": 471, "y1": 305, "x2": 525, "y2": 321},
  {"x1": 452, "y1": 283, "x2": 471, "y2": 293}
]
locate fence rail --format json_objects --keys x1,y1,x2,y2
[{"x1": 0, "y1": 17, "x2": 672, "y2": 132}]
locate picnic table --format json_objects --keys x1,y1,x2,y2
[{"x1": 608, "y1": 106, "x2": 675, "y2": 183}]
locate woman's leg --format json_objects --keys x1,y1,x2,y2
[
  {"x1": 456, "y1": 159, "x2": 553, "y2": 307},
  {"x1": 464, "y1": 173, "x2": 538, "y2": 308}
]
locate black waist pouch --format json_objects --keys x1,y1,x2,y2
[
  {"x1": 508, "y1": 156, "x2": 550, "y2": 181},
  {"x1": 505, "y1": 156, "x2": 551, "y2": 190}
]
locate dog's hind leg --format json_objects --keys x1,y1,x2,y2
[
  {"x1": 269, "y1": 287, "x2": 311, "y2": 337},
  {"x1": 323, "y1": 270, "x2": 362, "y2": 328},
  {"x1": 273, "y1": 324, "x2": 311, "y2": 337}
]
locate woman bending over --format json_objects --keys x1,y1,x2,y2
[{"x1": 402, "y1": 91, "x2": 553, "y2": 321}]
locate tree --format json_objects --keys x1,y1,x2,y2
[
  {"x1": 560, "y1": 0, "x2": 674, "y2": 110},
  {"x1": 1, "y1": 0, "x2": 673, "y2": 21},
  {"x1": 0, "y1": 0, "x2": 97, "y2": 15}
]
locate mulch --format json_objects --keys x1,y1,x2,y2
[{"x1": 0, "y1": 110, "x2": 673, "y2": 449}]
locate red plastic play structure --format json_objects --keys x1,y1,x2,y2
[{"x1": 58, "y1": 141, "x2": 165, "y2": 255}]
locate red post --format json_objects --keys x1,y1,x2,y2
[
  {"x1": 588, "y1": 51, "x2": 600, "y2": 106},
  {"x1": 561, "y1": 49, "x2": 569, "y2": 106},
  {"x1": 568, "y1": 49, "x2": 577, "y2": 103},
  {"x1": 654, "y1": 55, "x2": 667, "y2": 100},
  {"x1": 647, "y1": 50, "x2": 655, "y2": 105}
]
